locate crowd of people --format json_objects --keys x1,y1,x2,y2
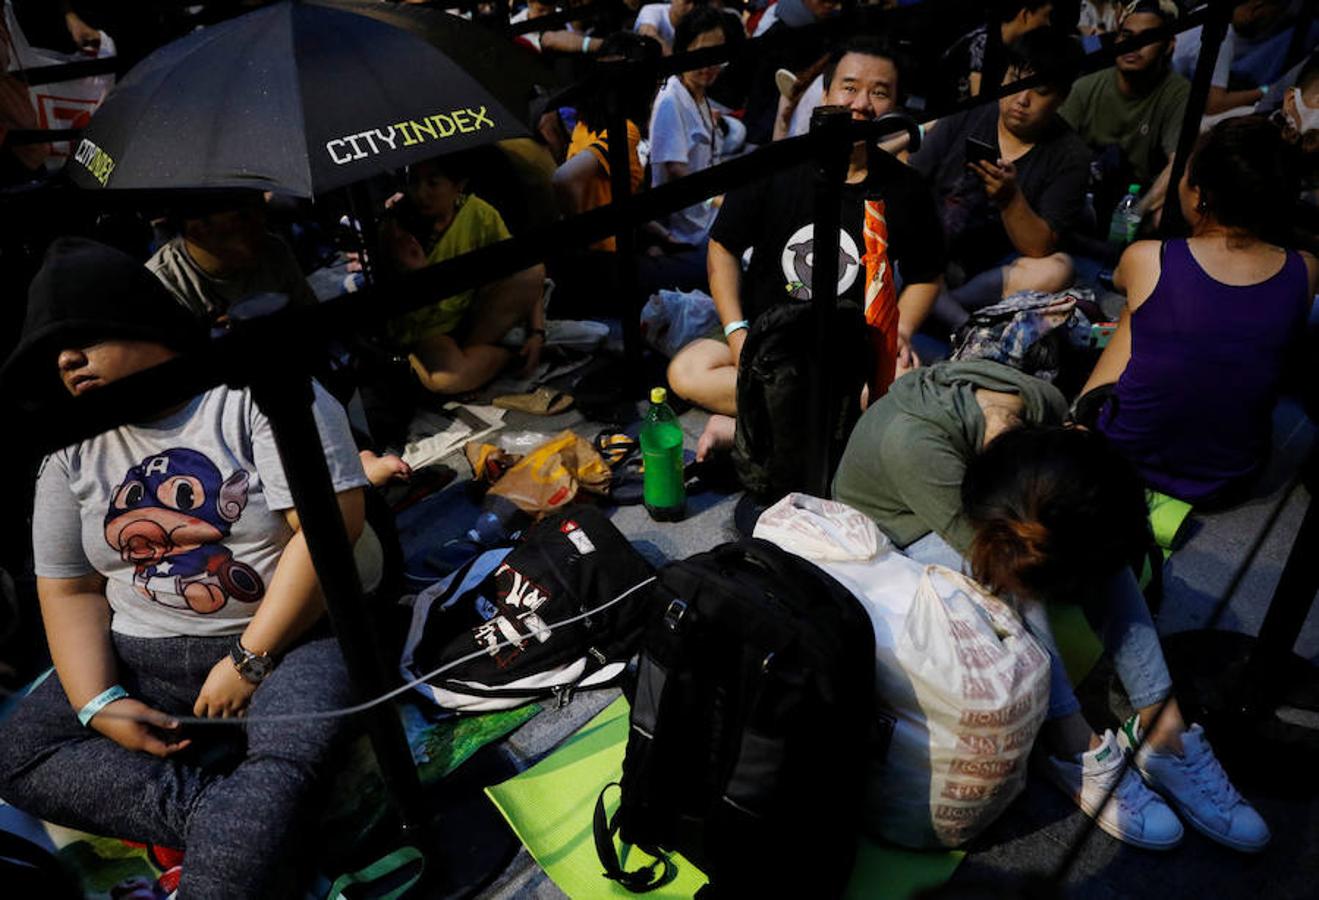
[{"x1": 0, "y1": 0, "x2": 1316, "y2": 897}]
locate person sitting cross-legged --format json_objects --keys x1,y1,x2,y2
[
  {"x1": 0, "y1": 238, "x2": 370, "y2": 898},
  {"x1": 667, "y1": 36, "x2": 945, "y2": 457},
  {"x1": 910, "y1": 28, "x2": 1090, "y2": 333},
  {"x1": 382, "y1": 153, "x2": 547, "y2": 395}
]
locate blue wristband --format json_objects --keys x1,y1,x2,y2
[
  {"x1": 723, "y1": 319, "x2": 749, "y2": 337},
  {"x1": 78, "y1": 685, "x2": 128, "y2": 727}
]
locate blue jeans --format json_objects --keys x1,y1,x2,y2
[
  {"x1": 0, "y1": 630, "x2": 353, "y2": 899},
  {"x1": 904, "y1": 531, "x2": 1172, "y2": 720}
]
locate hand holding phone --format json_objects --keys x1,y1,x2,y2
[{"x1": 965, "y1": 136, "x2": 998, "y2": 166}]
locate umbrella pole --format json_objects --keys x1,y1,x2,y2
[{"x1": 346, "y1": 183, "x2": 381, "y2": 289}]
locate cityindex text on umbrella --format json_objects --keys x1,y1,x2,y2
[
  {"x1": 326, "y1": 105, "x2": 497, "y2": 166},
  {"x1": 74, "y1": 139, "x2": 116, "y2": 186}
]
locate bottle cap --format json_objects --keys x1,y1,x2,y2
[
  {"x1": 1128, "y1": 183, "x2": 1141, "y2": 194},
  {"x1": 650, "y1": 387, "x2": 667, "y2": 405}
]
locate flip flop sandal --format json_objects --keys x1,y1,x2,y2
[
  {"x1": 594, "y1": 428, "x2": 640, "y2": 468},
  {"x1": 775, "y1": 67, "x2": 798, "y2": 99},
  {"x1": 492, "y1": 386, "x2": 574, "y2": 415}
]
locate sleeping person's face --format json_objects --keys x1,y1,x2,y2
[{"x1": 57, "y1": 339, "x2": 176, "y2": 397}]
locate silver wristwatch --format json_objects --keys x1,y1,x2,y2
[{"x1": 230, "y1": 640, "x2": 275, "y2": 684}]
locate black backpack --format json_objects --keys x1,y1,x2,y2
[
  {"x1": 733, "y1": 299, "x2": 870, "y2": 499},
  {"x1": 399, "y1": 504, "x2": 658, "y2": 711},
  {"x1": 594, "y1": 539, "x2": 876, "y2": 898}
]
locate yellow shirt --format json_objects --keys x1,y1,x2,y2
[
  {"x1": 389, "y1": 193, "x2": 511, "y2": 346},
  {"x1": 567, "y1": 120, "x2": 644, "y2": 252}
]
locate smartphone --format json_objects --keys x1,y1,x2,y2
[
  {"x1": 1090, "y1": 322, "x2": 1118, "y2": 349},
  {"x1": 965, "y1": 136, "x2": 999, "y2": 166}
]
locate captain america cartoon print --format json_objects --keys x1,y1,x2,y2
[{"x1": 103, "y1": 448, "x2": 265, "y2": 614}]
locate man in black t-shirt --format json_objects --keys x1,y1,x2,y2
[
  {"x1": 667, "y1": 36, "x2": 945, "y2": 456},
  {"x1": 910, "y1": 27, "x2": 1089, "y2": 331}
]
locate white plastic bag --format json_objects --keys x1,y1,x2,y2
[
  {"x1": 871, "y1": 566, "x2": 1050, "y2": 848},
  {"x1": 751, "y1": 496, "x2": 1050, "y2": 849},
  {"x1": 3, "y1": 1, "x2": 115, "y2": 168},
  {"x1": 639, "y1": 288, "x2": 719, "y2": 358},
  {"x1": 753, "y1": 492, "x2": 888, "y2": 562}
]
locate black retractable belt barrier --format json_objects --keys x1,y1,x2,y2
[
  {"x1": 507, "y1": 0, "x2": 620, "y2": 36},
  {"x1": 8, "y1": 55, "x2": 124, "y2": 86}
]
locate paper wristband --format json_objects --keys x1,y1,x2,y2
[
  {"x1": 723, "y1": 319, "x2": 749, "y2": 337},
  {"x1": 78, "y1": 685, "x2": 128, "y2": 727}
]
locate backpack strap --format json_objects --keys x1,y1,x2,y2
[
  {"x1": 593, "y1": 783, "x2": 673, "y2": 893},
  {"x1": 324, "y1": 846, "x2": 425, "y2": 900}
]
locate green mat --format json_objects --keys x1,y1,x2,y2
[
  {"x1": 1147, "y1": 489, "x2": 1194, "y2": 560},
  {"x1": 1047, "y1": 601, "x2": 1104, "y2": 686},
  {"x1": 486, "y1": 697, "x2": 965, "y2": 900}
]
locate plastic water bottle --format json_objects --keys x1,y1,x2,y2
[
  {"x1": 640, "y1": 387, "x2": 686, "y2": 522},
  {"x1": 1108, "y1": 183, "x2": 1142, "y2": 246}
]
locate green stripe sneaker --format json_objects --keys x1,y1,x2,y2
[
  {"x1": 1118, "y1": 715, "x2": 1270, "y2": 853},
  {"x1": 1042, "y1": 729, "x2": 1183, "y2": 850}
]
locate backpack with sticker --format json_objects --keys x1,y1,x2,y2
[
  {"x1": 593, "y1": 539, "x2": 877, "y2": 897},
  {"x1": 399, "y1": 505, "x2": 658, "y2": 712}
]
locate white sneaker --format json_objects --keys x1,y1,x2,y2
[
  {"x1": 1043, "y1": 729, "x2": 1183, "y2": 850},
  {"x1": 1119, "y1": 716, "x2": 1270, "y2": 853}
]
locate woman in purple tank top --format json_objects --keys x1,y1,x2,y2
[{"x1": 1081, "y1": 117, "x2": 1318, "y2": 504}]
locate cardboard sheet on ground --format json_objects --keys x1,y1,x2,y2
[{"x1": 486, "y1": 697, "x2": 966, "y2": 899}]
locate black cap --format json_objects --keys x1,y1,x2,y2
[{"x1": 0, "y1": 237, "x2": 206, "y2": 409}]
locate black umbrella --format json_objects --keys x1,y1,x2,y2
[{"x1": 66, "y1": 0, "x2": 556, "y2": 197}]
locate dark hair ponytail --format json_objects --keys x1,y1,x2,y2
[{"x1": 962, "y1": 427, "x2": 1149, "y2": 600}]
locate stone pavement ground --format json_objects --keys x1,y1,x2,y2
[{"x1": 396, "y1": 350, "x2": 1319, "y2": 900}]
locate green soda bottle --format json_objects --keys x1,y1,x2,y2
[{"x1": 640, "y1": 387, "x2": 686, "y2": 521}]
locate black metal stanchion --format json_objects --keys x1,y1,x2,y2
[
  {"x1": 803, "y1": 105, "x2": 852, "y2": 498},
  {"x1": 1159, "y1": 0, "x2": 1230, "y2": 236},
  {"x1": 1162, "y1": 447, "x2": 1319, "y2": 791},
  {"x1": 231, "y1": 297, "x2": 430, "y2": 839},
  {"x1": 606, "y1": 56, "x2": 645, "y2": 397}
]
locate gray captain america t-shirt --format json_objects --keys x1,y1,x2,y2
[{"x1": 33, "y1": 383, "x2": 368, "y2": 639}]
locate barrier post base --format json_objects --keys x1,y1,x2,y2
[{"x1": 1161, "y1": 630, "x2": 1319, "y2": 794}]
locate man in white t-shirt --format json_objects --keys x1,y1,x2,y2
[{"x1": 633, "y1": 0, "x2": 695, "y2": 53}]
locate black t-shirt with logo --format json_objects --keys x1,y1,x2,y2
[
  {"x1": 908, "y1": 104, "x2": 1091, "y2": 274},
  {"x1": 710, "y1": 152, "x2": 945, "y2": 326}
]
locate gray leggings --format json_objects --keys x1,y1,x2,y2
[{"x1": 0, "y1": 629, "x2": 353, "y2": 900}]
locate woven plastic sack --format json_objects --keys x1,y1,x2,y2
[
  {"x1": 871, "y1": 565, "x2": 1050, "y2": 848},
  {"x1": 753, "y1": 492, "x2": 888, "y2": 562}
]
